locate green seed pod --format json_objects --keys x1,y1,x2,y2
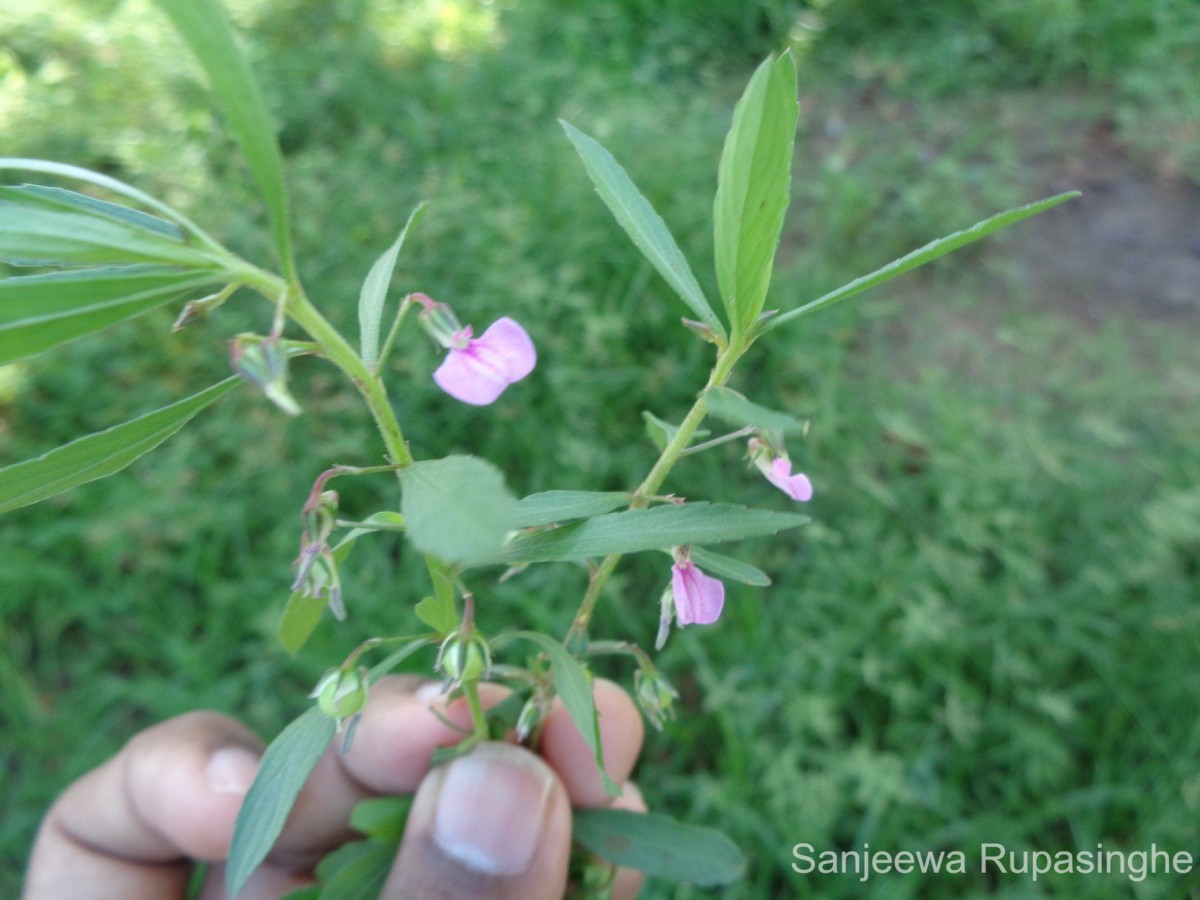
[{"x1": 312, "y1": 666, "x2": 368, "y2": 726}]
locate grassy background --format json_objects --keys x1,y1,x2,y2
[{"x1": 2, "y1": 0, "x2": 1199, "y2": 895}]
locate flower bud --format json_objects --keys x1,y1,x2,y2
[
  {"x1": 635, "y1": 668, "x2": 679, "y2": 731},
  {"x1": 311, "y1": 666, "x2": 368, "y2": 731},
  {"x1": 230, "y1": 335, "x2": 301, "y2": 416},
  {"x1": 437, "y1": 632, "x2": 491, "y2": 688}
]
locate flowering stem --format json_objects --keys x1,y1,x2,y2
[
  {"x1": 235, "y1": 264, "x2": 414, "y2": 469},
  {"x1": 565, "y1": 343, "x2": 744, "y2": 646}
]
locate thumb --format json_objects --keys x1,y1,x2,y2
[{"x1": 384, "y1": 742, "x2": 572, "y2": 899}]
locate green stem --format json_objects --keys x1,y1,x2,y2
[
  {"x1": 462, "y1": 678, "x2": 489, "y2": 740},
  {"x1": 235, "y1": 264, "x2": 413, "y2": 469},
  {"x1": 565, "y1": 343, "x2": 745, "y2": 646}
]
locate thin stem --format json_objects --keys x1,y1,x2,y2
[
  {"x1": 681, "y1": 425, "x2": 756, "y2": 456},
  {"x1": 564, "y1": 343, "x2": 745, "y2": 646},
  {"x1": 462, "y1": 679, "x2": 489, "y2": 739}
]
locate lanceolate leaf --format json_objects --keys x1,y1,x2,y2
[
  {"x1": 561, "y1": 120, "x2": 725, "y2": 339},
  {"x1": 0, "y1": 266, "x2": 226, "y2": 366},
  {"x1": 0, "y1": 185, "x2": 183, "y2": 239},
  {"x1": 689, "y1": 546, "x2": 771, "y2": 586},
  {"x1": 486, "y1": 503, "x2": 809, "y2": 564},
  {"x1": 152, "y1": 0, "x2": 293, "y2": 269},
  {"x1": 0, "y1": 202, "x2": 219, "y2": 268},
  {"x1": 703, "y1": 387, "x2": 807, "y2": 438},
  {"x1": 505, "y1": 631, "x2": 619, "y2": 796},
  {"x1": 713, "y1": 52, "x2": 798, "y2": 333},
  {"x1": 0, "y1": 378, "x2": 239, "y2": 516},
  {"x1": 513, "y1": 490, "x2": 634, "y2": 527},
  {"x1": 573, "y1": 808, "x2": 746, "y2": 886},
  {"x1": 226, "y1": 707, "x2": 337, "y2": 898},
  {"x1": 359, "y1": 203, "x2": 426, "y2": 370},
  {"x1": 401, "y1": 456, "x2": 516, "y2": 565},
  {"x1": 764, "y1": 191, "x2": 1082, "y2": 332},
  {"x1": 0, "y1": 158, "x2": 220, "y2": 247}
]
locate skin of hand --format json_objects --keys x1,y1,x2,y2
[{"x1": 24, "y1": 676, "x2": 647, "y2": 900}]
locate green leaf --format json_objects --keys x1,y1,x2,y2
[
  {"x1": 280, "y1": 889, "x2": 320, "y2": 900},
  {"x1": 350, "y1": 796, "x2": 412, "y2": 842},
  {"x1": 0, "y1": 378, "x2": 238, "y2": 516},
  {"x1": 573, "y1": 808, "x2": 746, "y2": 886},
  {"x1": 152, "y1": 0, "x2": 293, "y2": 268},
  {"x1": 642, "y1": 410, "x2": 708, "y2": 453},
  {"x1": 703, "y1": 387, "x2": 807, "y2": 438},
  {"x1": 0, "y1": 266, "x2": 226, "y2": 366},
  {"x1": 413, "y1": 595, "x2": 457, "y2": 636},
  {"x1": 401, "y1": 456, "x2": 516, "y2": 565},
  {"x1": 0, "y1": 185, "x2": 183, "y2": 239},
  {"x1": 0, "y1": 159, "x2": 220, "y2": 246},
  {"x1": 366, "y1": 637, "x2": 436, "y2": 683},
  {"x1": 560, "y1": 120, "x2": 725, "y2": 340},
  {"x1": 0, "y1": 201, "x2": 219, "y2": 268},
  {"x1": 764, "y1": 191, "x2": 1081, "y2": 332},
  {"x1": 314, "y1": 839, "x2": 398, "y2": 900},
  {"x1": 486, "y1": 503, "x2": 809, "y2": 564},
  {"x1": 226, "y1": 707, "x2": 337, "y2": 898},
  {"x1": 689, "y1": 547, "x2": 771, "y2": 586},
  {"x1": 278, "y1": 591, "x2": 327, "y2": 656},
  {"x1": 359, "y1": 203, "x2": 426, "y2": 370},
  {"x1": 513, "y1": 490, "x2": 634, "y2": 527},
  {"x1": 713, "y1": 52, "x2": 798, "y2": 332},
  {"x1": 506, "y1": 631, "x2": 618, "y2": 796}
]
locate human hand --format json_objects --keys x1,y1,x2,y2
[{"x1": 24, "y1": 677, "x2": 646, "y2": 899}]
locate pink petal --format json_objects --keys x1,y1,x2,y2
[
  {"x1": 432, "y1": 317, "x2": 536, "y2": 405},
  {"x1": 765, "y1": 457, "x2": 813, "y2": 502},
  {"x1": 671, "y1": 561, "x2": 725, "y2": 626}
]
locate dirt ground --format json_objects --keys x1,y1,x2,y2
[{"x1": 1009, "y1": 120, "x2": 1200, "y2": 325}]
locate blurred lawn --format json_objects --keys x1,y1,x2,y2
[{"x1": 2, "y1": 0, "x2": 1199, "y2": 896}]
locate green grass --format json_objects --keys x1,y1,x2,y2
[{"x1": 2, "y1": 0, "x2": 1199, "y2": 896}]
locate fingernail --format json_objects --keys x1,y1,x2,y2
[
  {"x1": 416, "y1": 681, "x2": 448, "y2": 705},
  {"x1": 205, "y1": 745, "x2": 260, "y2": 796},
  {"x1": 432, "y1": 744, "x2": 554, "y2": 876}
]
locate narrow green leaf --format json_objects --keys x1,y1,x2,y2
[
  {"x1": 764, "y1": 191, "x2": 1082, "y2": 332},
  {"x1": 0, "y1": 378, "x2": 238, "y2": 516},
  {"x1": 703, "y1": 387, "x2": 807, "y2": 438},
  {"x1": 280, "y1": 890, "x2": 320, "y2": 900},
  {"x1": 573, "y1": 808, "x2": 746, "y2": 886},
  {"x1": 486, "y1": 503, "x2": 809, "y2": 564},
  {"x1": 401, "y1": 456, "x2": 516, "y2": 565},
  {"x1": 689, "y1": 547, "x2": 771, "y2": 586},
  {"x1": 642, "y1": 410, "x2": 708, "y2": 453},
  {"x1": 0, "y1": 159, "x2": 220, "y2": 246},
  {"x1": 513, "y1": 490, "x2": 634, "y2": 527},
  {"x1": 350, "y1": 796, "x2": 411, "y2": 842},
  {"x1": 713, "y1": 52, "x2": 798, "y2": 332},
  {"x1": 226, "y1": 707, "x2": 337, "y2": 898},
  {"x1": 414, "y1": 595, "x2": 457, "y2": 636},
  {"x1": 366, "y1": 637, "x2": 436, "y2": 683},
  {"x1": 314, "y1": 839, "x2": 398, "y2": 900},
  {"x1": 0, "y1": 266, "x2": 226, "y2": 366},
  {"x1": 278, "y1": 591, "x2": 327, "y2": 656},
  {"x1": 359, "y1": 203, "x2": 426, "y2": 370},
  {"x1": 506, "y1": 631, "x2": 619, "y2": 796},
  {"x1": 152, "y1": 0, "x2": 293, "y2": 268},
  {"x1": 0, "y1": 185, "x2": 183, "y2": 239},
  {"x1": 561, "y1": 120, "x2": 725, "y2": 339},
  {"x1": 0, "y1": 202, "x2": 218, "y2": 268}
]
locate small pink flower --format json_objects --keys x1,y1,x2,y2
[
  {"x1": 762, "y1": 456, "x2": 813, "y2": 501},
  {"x1": 671, "y1": 559, "x2": 725, "y2": 626},
  {"x1": 433, "y1": 317, "x2": 536, "y2": 405},
  {"x1": 749, "y1": 437, "x2": 813, "y2": 502}
]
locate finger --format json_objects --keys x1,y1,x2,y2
[
  {"x1": 24, "y1": 711, "x2": 264, "y2": 900},
  {"x1": 384, "y1": 742, "x2": 571, "y2": 900},
  {"x1": 539, "y1": 677, "x2": 645, "y2": 807},
  {"x1": 266, "y1": 677, "x2": 511, "y2": 862}
]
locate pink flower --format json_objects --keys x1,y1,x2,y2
[
  {"x1": 762, "y1": 456, "x2": 813, "y2": 501},
  {"x1": 749, "y1": 437, "x2": 813, "y2": 501},
  {"x1": 671, "y1": 559, "x2": 725, "y2": 626},
  {"x1": 433, "y1": 317, "x2": 536, "y2": 405}
]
